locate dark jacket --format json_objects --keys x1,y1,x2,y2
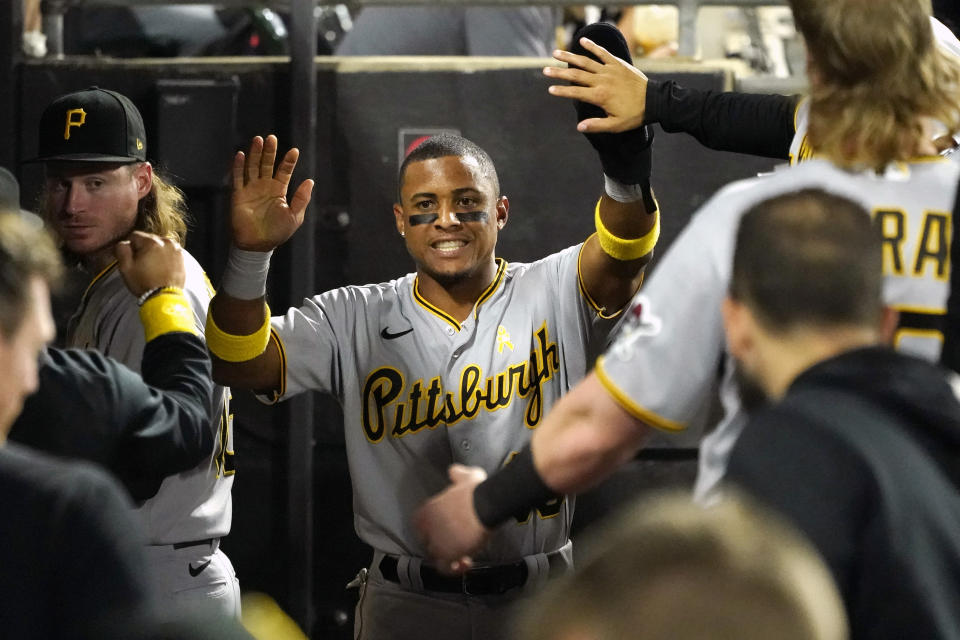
[
  {"x1": 9, "y1": 332, "x2": 214, "y2": 501},
  {"x1": 728, "y1": 346, "x2": 960, "y2": 639}
]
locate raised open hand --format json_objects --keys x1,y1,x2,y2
[
  {"x1": 231, "y1": 134, "x2": 315, "y2": 251},
  {"x1": 543, "y1": 36, "x2": 649, "y2": 134}
]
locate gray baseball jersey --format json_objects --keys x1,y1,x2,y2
[
  {"x1": 265, "y1": 244, "x2": 616, "y2": 561},
  {"x1": 67, "y1": 249, "x2": 234, "y2": 542},
  {"x1": 596, "y1": 156, "x2": 960, "y2": 501}
]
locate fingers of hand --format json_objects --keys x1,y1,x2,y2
[
  {"x1": 275, "y1": 147, "x2": 301, "y2": 184},
  {"x1": 578, "y1": 116, "x2": 620, "y2": 133},
  {"x1": 547, "y1": 84, "x2": 601, "y2": 104},
  {"x1": 581, "y1": 37, "x2": 615, "y2": 62},
  {"x1": 447, "y1": 464, "x2": 487, "y2": 484},
  {"x1": 552, "y1": 48, "x2": 600, "y2": 73},
  {"x1": 289, "y1": 179, "x2": 314, "y2": 219},
  {"x1": 115, "y1": 240, "x2": 133, "y2": 269},
  {"x1": 543, "y1": 66, "x2": 596, "y2": 87},
  {"x1": 126, "y1": 230, "x2": 164, "y2": 253},
  {"x1": 260, "y1": 134, "x2": 279, "y2": 179},
  {"x1": 451, "y1": 557, "x2": 473, "y2": 574},
  {"x1": 245, "y1": 136, "x2": 265, "y2": 183},
  {"x1": 232, "y1": 152, "x2": 246, "y2": 190}
]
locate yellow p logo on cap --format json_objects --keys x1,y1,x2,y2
[{"x1": 64, "y1": 108, "x2": 86, "y2": 140}]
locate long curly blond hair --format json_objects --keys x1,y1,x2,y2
[
  {"x1": 136, "y1": 169, "x2": 189, "y2": 244},
  {"x1": 792, "y1": 0, "x2": 960, "y2": 169}
]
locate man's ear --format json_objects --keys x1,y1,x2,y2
[
  {"x1": 720, "y1": 296, "x2": 743, "y2": 357},
  {"x1": 722, "y1": 296, "x2": 752, "y2": 362},
  {"x1": 495, "y1": 195, "x2": 509, "y2": 230},
  {"x1": 393, "y1": 203, "x2": 406, "y2": 237},
  {"x1": 133, "y1": 162, "x2": 153, "y2": 200},
  {"x1": 879, "y1": 305, "x2": 900, "y2": 345}
]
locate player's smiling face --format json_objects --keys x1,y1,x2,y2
[
  {"x1": 394, "y1": 154, "x2": 508, "y2": 289},
  {"x1": 44, "y1": 161, "x2": 152, "y2": 270}
]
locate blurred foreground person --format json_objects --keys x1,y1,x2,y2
[{"x1": 515, "y1": 489, "x2": 847, "y2": 640}]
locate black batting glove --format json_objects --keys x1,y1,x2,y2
[{"x1": 570, "y1": 23, "x2": 654, "y2": 190}]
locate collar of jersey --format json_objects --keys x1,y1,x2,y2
[
  {"x1": 413, "y1": 257, "x2": 507, "y2": 332},
  {"x1": 80, "y1": 259, "x2": 119, "y2": 301}
]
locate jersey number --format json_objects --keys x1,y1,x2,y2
[{"x1": 215, "y1": 398, "x2": 236, "y2": 477}]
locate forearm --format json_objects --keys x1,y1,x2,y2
[
  {"x1": 579, "y1": 193, "x2": 655, "y2": 313},
  {"x1": 474, "y1": 373, "x2": 651, "y2": 527},
  {"x1": 645, "y1": 79, "x2": 800, "y2": 159},
  {"x1": 532, "y1": 372, "x2": 651, "y2": 494},
  {"x1": 119, "y1": 333, "x2": 216, "y2": 500},
  {"x1": 207, "y1": 292, "x2": 281, "y2": 391}
]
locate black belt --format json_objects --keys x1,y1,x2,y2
[
  {"x1": 172, "y1": 537, "x2": 218, "y2": 550},
  {"x1": 378, "y1": 551, "x2": 565, "y2": 596}
]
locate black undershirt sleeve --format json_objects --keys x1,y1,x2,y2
[{"x1": 645, "y1": 78, "x2": 801, "y2": 160}]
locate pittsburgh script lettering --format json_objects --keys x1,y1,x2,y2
[{"x1": 361, "y1": 324, "x2": 560, "y2": 442}]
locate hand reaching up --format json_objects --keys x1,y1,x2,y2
[{"x1": 231, "y1": 134, "x2": 315, "y2": 251}]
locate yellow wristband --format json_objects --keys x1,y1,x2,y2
[
  {"x1": 205, "y1": 304, "x2": 272, "y2": 363},
  {"x1": 594, "y1": 199, "x2": 660, "y2": 261},
  {"x1": 139, "y1": 289, "x2": 198, "y2": 342}
]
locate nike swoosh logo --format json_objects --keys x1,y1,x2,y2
[
  {"x1": 381, "y1": 327, "x2": 414, "y2": 340},
  {"x1": 189, "y1": 560, "x2": 212, "y2": 577}
]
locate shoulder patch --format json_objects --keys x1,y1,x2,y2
[{"x1": 611, "y1": 295, "x2": 662, "y2": 361}]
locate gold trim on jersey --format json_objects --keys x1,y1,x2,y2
[
  {"x1": 789, "y1": 135, "x2": 815, "y2": 165},
  {"x1": 889, "y1": 303, "x2": 947, "y2": 315},
  {"x1": 80, "y1": 259, "x2": 119, "y2": 301},
  {"x1": 577, "y1": 236, "x2": 634, "y2": 320},
  {"x1": 474, "y1": 258, "x2": 506, "y2": 314},
  {"x1": 412, "y1": 258, "x2": 507, "y2": 331},
  {"x1": 792, "y1": 97, "x2": 807, "y2": 132},
  {"x1": 413, "y1": 281, "x2": 462, "y2": 330},
  {"x1": 261, "y1": 328, "x2": 286, "y2": 405},
  {"x1": 594, "y1": 356, "x2": 685, "y2": 432}
]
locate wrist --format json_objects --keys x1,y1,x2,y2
[
  {"x1": 473, "y1": 445, "x2": 557, "y2": 529},
  {"x1": 138, "y1": 288, "x2": 197, "y2": 342},
  {"x1": 594, "y1": 198, "x2": 659, "y2": 261},
  {"x1": 597, "y1": 129, "x2": 653, "y2": 187},
  {"x1": 220, "y1": 245, "x2": 273, "y2": 300}
]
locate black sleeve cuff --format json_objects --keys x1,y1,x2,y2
[{"x1": 473, "y1": 445, "x2": 558, "y2": 528}]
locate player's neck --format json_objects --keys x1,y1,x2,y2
[
  {"x1": 81, "y1": 245, "x2": 119, "y2": 275},
  {"x1": 417, "y1": 261, "x2": 499, "y2": 322},
  {"x1": 758, "y1": 326, "x2": 880, "y2": 400}
]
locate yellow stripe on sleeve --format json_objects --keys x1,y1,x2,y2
[{"x1": 595, "y1": 356, "x2": 685, "y2": 432}]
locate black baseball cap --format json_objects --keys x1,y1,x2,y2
[{"x1": 27, "y1": 86, "x2": 147, "y2": 164}]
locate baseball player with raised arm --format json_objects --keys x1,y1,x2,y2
[
  {"x1": 31, "y1": 87, "x2": 238, "y2": 620},
  {"x1": 414, "y1": 0, "x2": 960, "y2": 568},
  {"x1": 206, "y1": 27, "x2": 658, "y2": 637}
]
